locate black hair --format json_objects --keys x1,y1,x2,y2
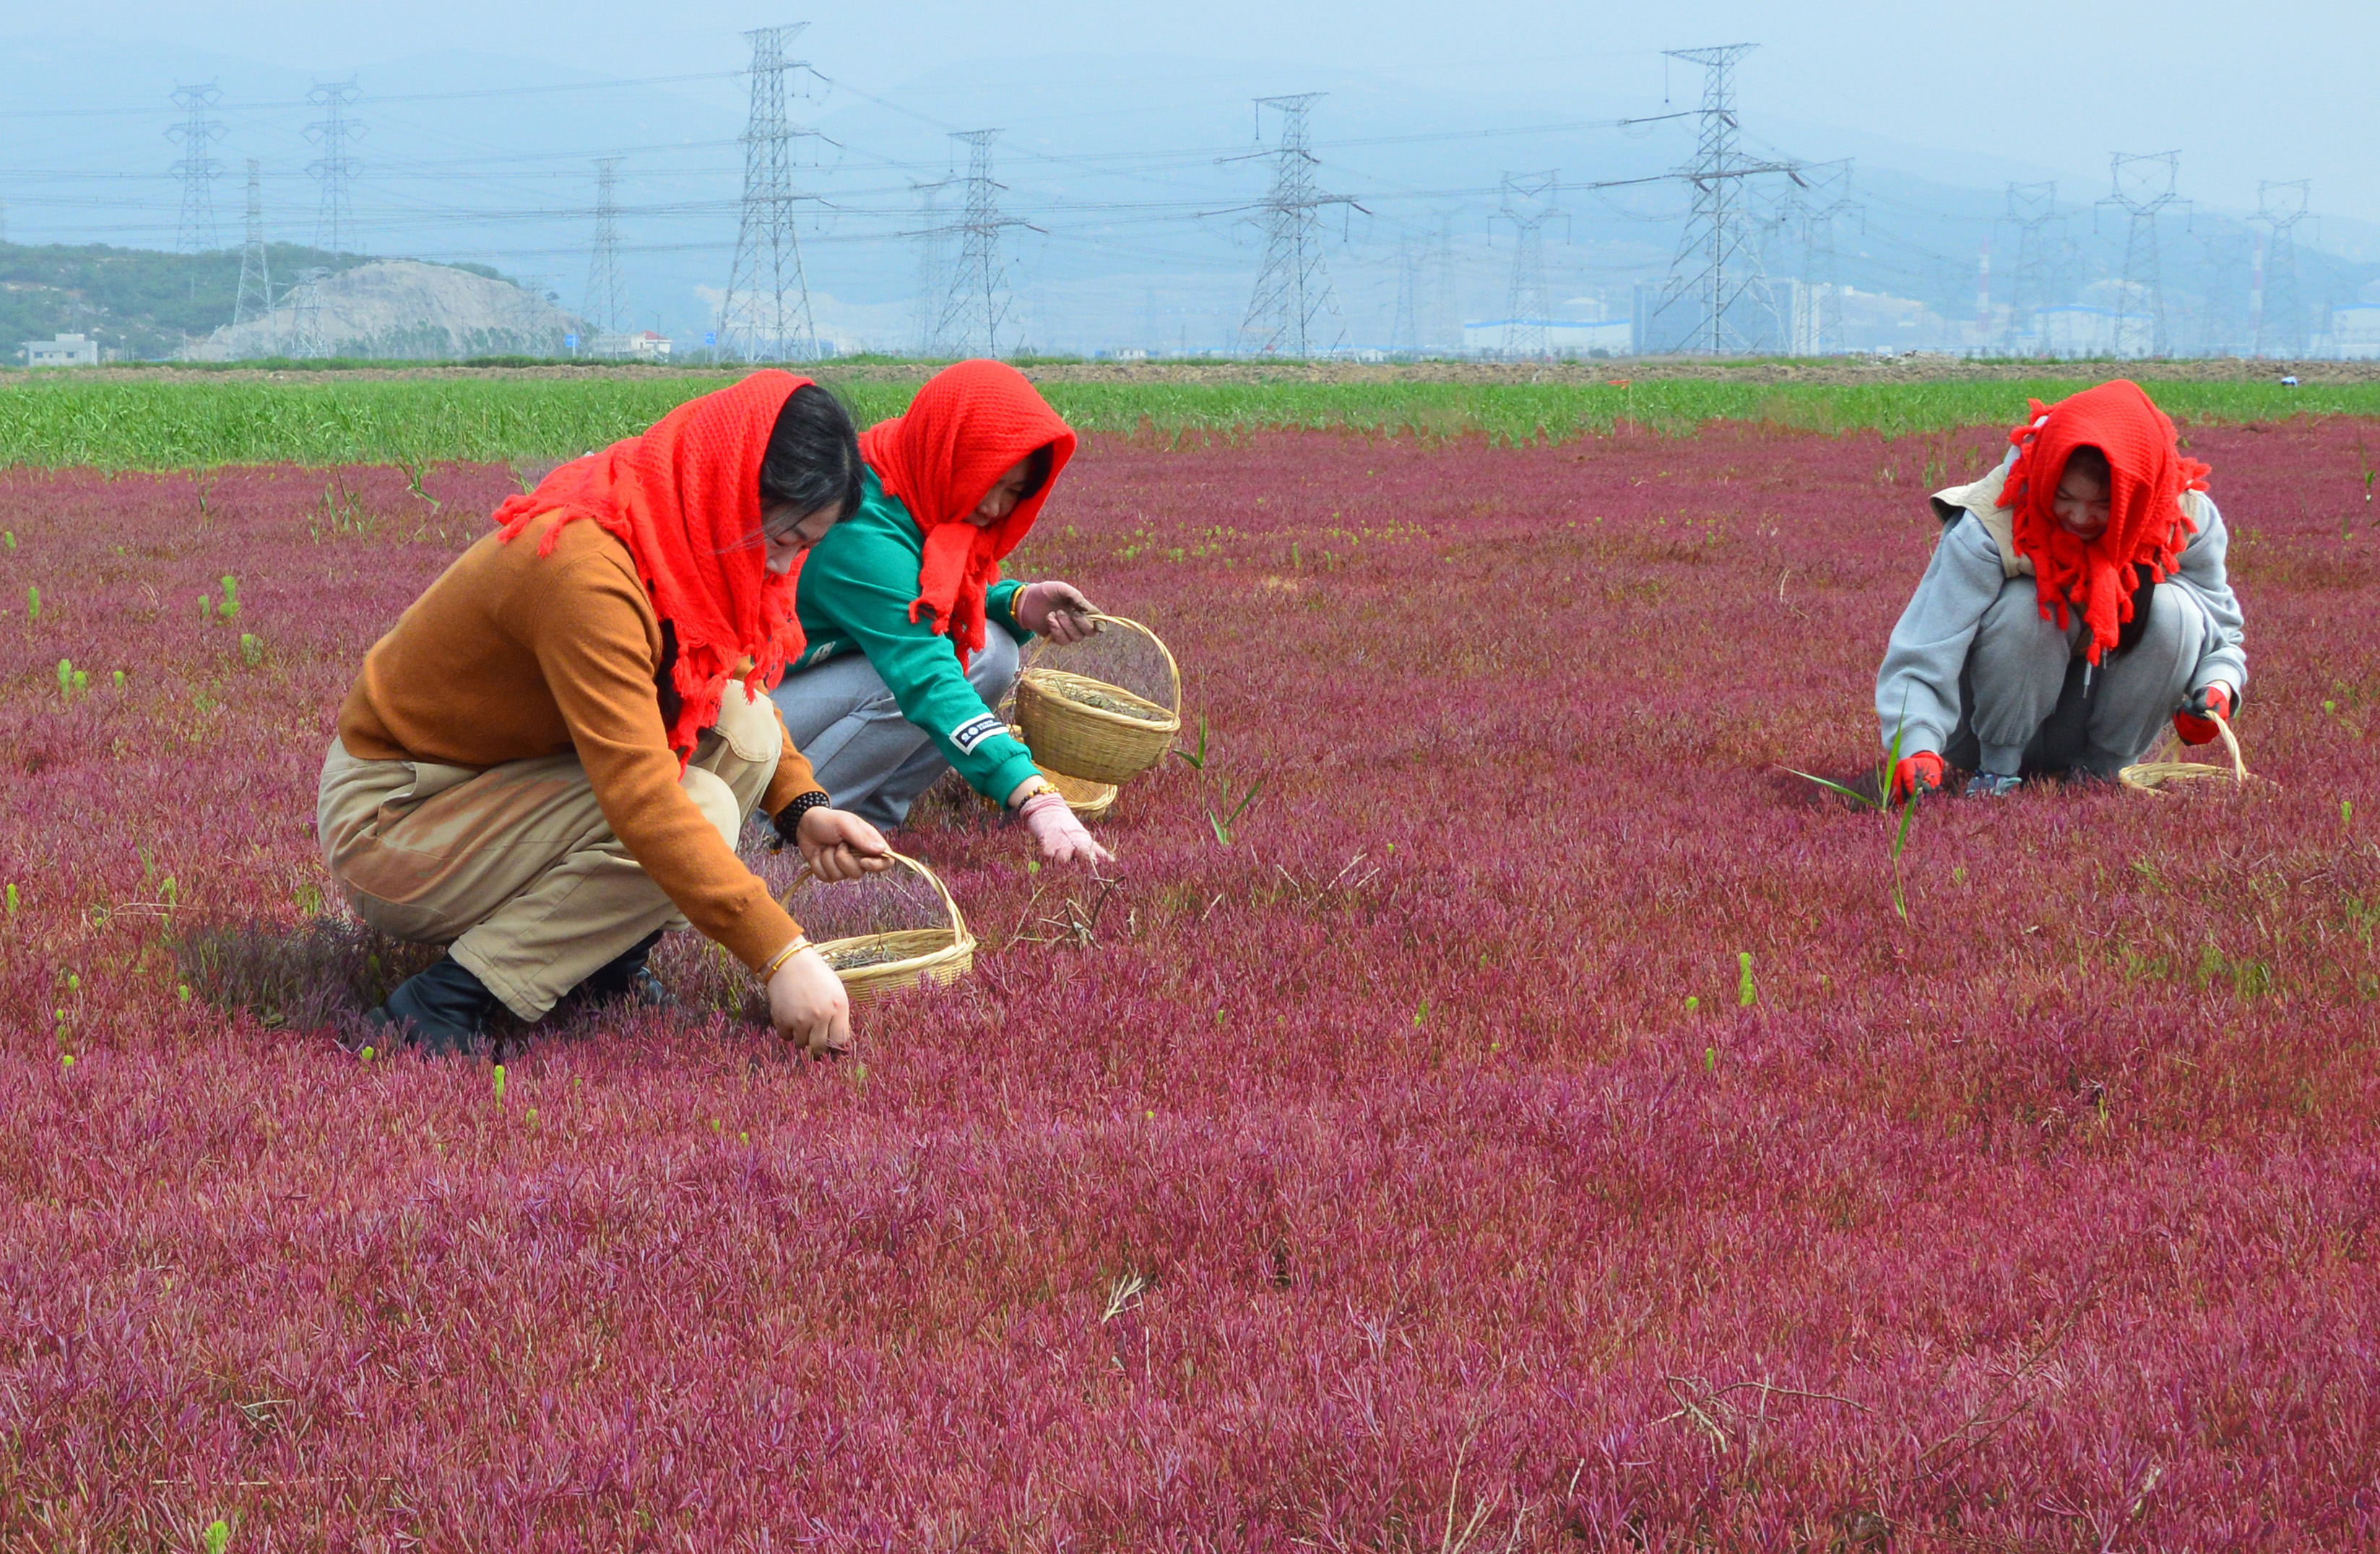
[
  {"x1": 758, "y1": 382, "x2": 864, "y2": 524},
  {"x1": 1016, "y1": 442, "x2": 1055, "y2": 501},
  {"x1": 2061, "y1": 443, "x2": 2112, "y2": 488}
]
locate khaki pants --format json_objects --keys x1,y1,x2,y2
[{"x1": 316, "y1": 685, "x2": 782, "y2": 1020}]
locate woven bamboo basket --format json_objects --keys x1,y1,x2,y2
[
  {"x1": 776, "y1": 851, "x2": 974, "y2": 1004},
  {"x1": 1013, "y1": 613, "x2": 1182, "y2": 786},
  {"x1": 997, "y1": 722, "x2": 1117, "y2": 820},
  {"x1": 2118, "y1": 717, "x2": 2256, "y2": 795}
]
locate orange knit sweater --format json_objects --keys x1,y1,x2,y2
[{"x1": 337, "y1": 513, "x2": 814, "y2": 969}]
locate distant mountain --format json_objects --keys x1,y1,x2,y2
[
  {"x1": 0, "y1": 243, "x2": 540, "y2": 362},
  {"x1": 184, "y1": 259, "x2": 586, "y2": 361}
]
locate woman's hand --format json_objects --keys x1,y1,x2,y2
[
  {"x1": 1013, "y1": 789, "x2": 1115, "y2": 868},
  {"x1": 767, "y1": 945, "x2": 853, "y2": 1057},
  {"x1": 797, "y1": 805, "x2": 894, "y2": 882},
  {"x1": 1015, "y1": 581, "x2": 1100, "y2": 645}
]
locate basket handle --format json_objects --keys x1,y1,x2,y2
[
  {"x1": 1053, "y1": 611, "x2": 1182, "y2": 716},
  {"x1": 2212, "y1": 713, "x2": 2249, "y2": 785},
  {"x1": 776, "y1": 848, "x2": 972, "y2": 950}
]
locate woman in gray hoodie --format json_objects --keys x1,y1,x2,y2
[{"x1": 1875, "y1": 379, "x2": 2246, "y2": 800}]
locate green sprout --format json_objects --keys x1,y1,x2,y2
[
  {"x1": 239, "y1": 633, "x2": 263, "y2": 667},
  {"x1": 178, "y1": 983, "x2": 191, "y2": 1002},
  {"x1": 218, "y1": 576, "x2": 240, "y2": 621},
  {"x1": 4, "y1": 883, "x2": 17, "y2": 916},
  {"x1": 199, "y1": 592, "x2": 214, "y2": 621},
  {"x1": 2346, "y1": 799, "x2": 2356, "y2": 828},
  {"x1": 1705, "y1": 1046, "x2": 1717, "y2": 1072},
  {"x1": 25, "y1": 583, "x2": 39, "y2": 623},
  {"x1": 56, "y1": 659, "x2": 74, "y2": 699},
  {"x1": 492, "y1": 1064, "x2": 506, "y2": 1106},
  {"x1": 1684, "y1": 994, "x2": 1700, "y2": 1014},
  {"x1": 2, "y1": 531, "x2": 14, "y2": 551},
  {"x1": 359, "y1": 1046, "x2": 374, "y2": 1062},
  {"x1": 113, "y1": 669, "x2": 126, "y2": 690},
  {"x1": 205, "y1": 1520, "x2": 231, "y2": 1554},
  {"x1": 1412, "y1": 993, "x2": 1429, "y2": 1028},
  {"x1": 1737, "y1": 952, "x2": 1758, "y2": 1008}
]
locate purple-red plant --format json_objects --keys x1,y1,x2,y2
[{"x1": 0, "y1": 425, "x2": 2376, "y2": 1549}]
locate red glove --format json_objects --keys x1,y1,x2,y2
[
  {"x1": 2173, "y1": 683, "x2": 2233, "y2": 746},
  {"x1": 1890, "y1": 751, "x2": 1944, "y2": 803}
]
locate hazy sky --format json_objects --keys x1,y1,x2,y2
[{"x1": 23, "y1": 0, "x2": 2379, "y2": 227}]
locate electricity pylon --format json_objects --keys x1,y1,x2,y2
[
  {"x1": 233, "y1": 158, "x2": 273, "y2": 339},
  {"x1": 305, "y1": 80, "x2": 363, "y2": 258},
  {"x1": 935, "y1": 131, "x2": 1028, "y2": 357},
  {"x1": 2252, "y1": 180, "x2": 2311, "y2": 358},
  {"x1": 167, "y1": 82, "x2": 225, "y2": 259},
  {"x1": 1999, "y1": 181, "x2": 2059, "y2": 352},
  {"x1": 1648, "y1": 45, "x2": 1803, "y2": 354},
  {"x1": 1235, "y1": 95, "x2": 1361, "y2": 357},
  {"x1": 581, "y1": 157, "x2": 626, "y2": 341},
  {"x1": 2099, "y1": 152, "x2": 2183, "y2": 358},
  {"x1": 719, "y1": 24, "x2": 819, "y2": 361},
  {"x1": 1390, "y1": 235, "x2": 1421, "y2": 356},
  {"x1": 910, "y1": 175, "x2": 954, "y2": 357},
  {"x1": 1497, "y1": 171, "x2": 1561, "y2": 359}
]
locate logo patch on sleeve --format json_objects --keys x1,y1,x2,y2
[{"x1": 949, "y1": 713, "x2": 1006, "y2": 755}]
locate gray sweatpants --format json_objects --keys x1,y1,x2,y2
[
  {"x1": 1943, "y1": 578, "x2": 2207, "y2": 779},
  {"x1": 768, "y1": 631, "x2": 1021, "y2": 828}
]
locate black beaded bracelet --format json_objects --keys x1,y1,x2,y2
[{"x1": 771, "y1": 789, "x2": 833, "y2": 849}]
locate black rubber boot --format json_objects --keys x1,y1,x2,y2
[
  {"x1": 365, "y1": 955, "x2": 498, "y2": 1056},
  {"x1": 572, "y1": 929, "x2": 675, "y2": 1012}
]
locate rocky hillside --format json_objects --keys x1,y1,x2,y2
[{"x1": 185, "y1": 259, "x2": 587, "y2": 362}]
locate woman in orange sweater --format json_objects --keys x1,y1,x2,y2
[{"x1": 317, "y1": 373, "x2": 891, "y2": 1057}]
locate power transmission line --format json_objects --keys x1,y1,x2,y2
[
  {"x1": 2099, "y1": 152, "x2": 2183, "y2": 358},
  {"x1": 2252, "y1": 179, "x2": 2310, "y2": 358},
  {"x1": 719, "y1": 24, "x2": 819, "y2": 362},
  {"x1": 581, "y1": 156, "x2": 626, "y2": 339},
  {"x1": 165, "y1": 82, "x2": 224, "y2": 261},
  {"x1": 306, "y1": 79, "x2": 363, "y2": 258},
  {"x1": 1497, "y1": 170, "x2": 1560, "y2": 359},
  {"x1": 1234, "y1": 95, "x2": 1361, "y2": 357},
  {"x1": 1647, "y1": 45, "x2": 1802, "y2": 355},
  {"x1": 233, "y1": 157, "x2": 272, "y2": 339}
]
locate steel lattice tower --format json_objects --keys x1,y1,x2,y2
[
  {"x1": 1429, "y1": 214, "x2": 1460, "y2": 355},
  {"x1": 1497, "y1": 172, "x2": 1560, "y2": 359},
  {"x1": 2253, "y1": 180, "x2": 2311, "y2": 358},
  {"x1": 167, "y1": 82, "x2": 225, "y2": 259},
  {"x1": 1390, "y1": 235, "x2": 1421, "y2": 356},
  {"x1": 233, "y1": 158, "x2": 273, "y2": 335},
  {"x1": 1238, "y1": 95, "x2": 1356, "y2": 357},
  {"x1": 910, "y1": 175, "x2": 954, "y2": 357},
  {"x1": 936, "y1": 131, "x2": 1022, "y2": 357},
  {"x1": 1648, "y1": 45, "x2": 1801, "y2": 355},
  {"x1": 1999, "y1": 181, "x2": 2059, "y2": 352},
  {"x1": 719, "y1": 25, "x2": 818, "y2": 362},
  {"x1": 2100, "y1": 152, "x2": 2182, "y2": 358},
  {"x1": 581, "y1": 157, "x2": 627, "y2": 340},
  {"x1": 287, "y1": 266, "x2": 329, "y2": 359},
  {"x1": 305, "y1": 80, "x2": 363, "y2": 258}
]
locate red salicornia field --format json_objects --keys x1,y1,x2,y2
[{"x1": 2, "y1": 417, "x2": 2378, "y2": 1549}]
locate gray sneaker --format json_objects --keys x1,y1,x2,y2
[{"x1": 1963, "y1": 771, "x2": 2024, "y2": 799}]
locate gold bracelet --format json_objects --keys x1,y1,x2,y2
[
  {"x1": 757, "y1": 934, "x2": 810, "y2": 983},
  {"x1": 1014, "y1": 777, "x2": 1060, "y2": 807}
]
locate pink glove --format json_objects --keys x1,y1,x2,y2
[
  {"x1": 1015, "y1": 581, "x2": 1100, "y2": 646},
  {"x1": 1018, "y1": 791, "x2": 1115, "y2": 867}
]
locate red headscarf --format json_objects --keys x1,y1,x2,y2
[
  {"x1": 492, "y1": 370, "x2": 810, "y2": 764},
  {"x1": 1996, "y1": 378, "x2": 2211, "y2": 665},
  {"x1": 858, "y1": 360, "x2": 1077, "y2": 668}
]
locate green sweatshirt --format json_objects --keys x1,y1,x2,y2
[{"x1": 790, "y1": 466, "x2": 1041, "y2": 802}]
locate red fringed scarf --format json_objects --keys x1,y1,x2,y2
[
  {"x1": 857, "y1": 360, "x2": 1077, "y2": 669},
  {"x1": 492, "y1": 370, "x2": 810, "y2": 765},
  {"x1": 1996, "y1": 378, "x2": 2211, "y2": 665}
]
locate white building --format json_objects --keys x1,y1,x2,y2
[
  {"x1": 628, "y1": 330, "x2": 672, "y2": 360},
  {"x1": 22, "y1": 333, "x2": 99, "y2": 367},
  {"x1": 2329, "y1": 305, "x2": 2380, "y2": 360}
]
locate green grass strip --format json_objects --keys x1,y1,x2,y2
[{"x1": 2, "y1": 372, "x2": 2375, "y2": 470}]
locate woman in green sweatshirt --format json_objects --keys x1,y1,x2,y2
[{"x1": 769, "y1": 361, "x2": 1112, "y2": 866}]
